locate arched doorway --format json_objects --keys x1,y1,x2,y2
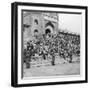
[
  {"x1": 45, "y1": 21, "x2": 54, "y2": 34},
  {"x1": 45, "y1": 25, "x2": 54, "y2": 34},
  {"x1": 45, "y1": 28, "x2": 51, "y2": 35},
  {"x1": 33, "y1": 29, "x2": 39, "y2": 37}
]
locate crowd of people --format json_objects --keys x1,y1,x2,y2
[{"x1": 23, "y1": 30, "x2": 80, "y2": 68}]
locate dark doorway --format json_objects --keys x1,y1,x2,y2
[
  {"x1": 34, "y1": 29, "x2": 38, "y2": 33},
  {"x1": 34, "y1": 19, "x2": 38, "y2": 25},
  {"x1": 45, "y1": 29, "x2": 51, "y2": 35},
  {"x1": 34, "y1": 29, "x2": 39, "y2": 37}
]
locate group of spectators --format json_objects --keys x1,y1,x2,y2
[{"x1": 23, "y1": 31, "x2": 80, "y2": 68}]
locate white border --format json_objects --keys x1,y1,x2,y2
[{"x1": 18, "y1": 5, "x2": 86, "y2": 84}]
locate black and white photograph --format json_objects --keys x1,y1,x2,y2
[
  {"x1": 22, "y1": 11, "x2": 81, "y2": 77},
  {"x1": 11, "y1": 2, "x2": 88, "y2": 87}
]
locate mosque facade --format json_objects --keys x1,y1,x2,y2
[{"x1": 23, "y1": 11, "x2": 59, "y2": 43}]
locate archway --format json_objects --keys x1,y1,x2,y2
[
  {"x1": 45, "y1": 25, "x2": 54, "y2": 34},
  {"x1": 33, "y1": 29, "x2": 39, "y2": 37},
  {"x1": 45, "y1": 21, "x2": 54, "y2": 34},
  {"x1": 45, "y1": 29, "x2": 51, "y2": 35}
]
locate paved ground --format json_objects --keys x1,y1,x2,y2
[{"x1": 23, "y1": 62, "x2": 80, "y2": 77}]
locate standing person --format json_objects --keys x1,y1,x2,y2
[
  {"x1": 25, "y1": 41, "x2": 34, "y2": 68},
  {"x1": 50, "y1": 44, "x2": 56, "y2": 66},
  {"x1": 51, "y1": 49, "x2": 55, "y2": 65},
  {"x1": 68, "y1": 41, "x2": 73, "y2": 63},
  {"x1": 25, "y1": 42, "x2": 31, "y2": 68}
]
